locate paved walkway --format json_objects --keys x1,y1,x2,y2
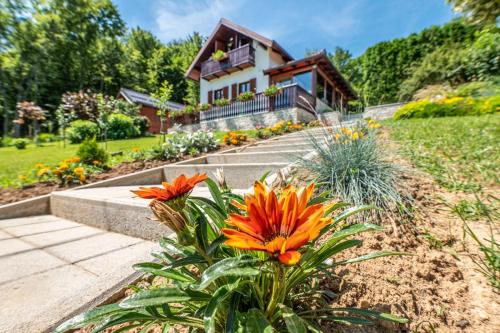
[{"x1": 0, "y1": 128, "x2": 326, "y2": 333}]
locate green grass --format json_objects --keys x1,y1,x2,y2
[
  {"x1": 384, "y1": 114, "x2": 500, "y2": 192},
  {"x1": 0, "y1": 129, "x2": 259, "y2": 188}
]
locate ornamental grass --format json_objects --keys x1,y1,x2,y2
[{"x1": 55, "y1": 173, "x2": 407, "y2": 333}]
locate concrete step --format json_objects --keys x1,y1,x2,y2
[
  {"x1": 0, "y1": 214, "x2": 157, "y2": 333},
  {"x1": 162, "y1": 163, "x2": 288, "y2": 188},
  {"x1": 206, "y1": 150, "x2": 308, "y2": 164},
  {"x1": 239, "y1": 143, "x2": 313, "y2": 152}
]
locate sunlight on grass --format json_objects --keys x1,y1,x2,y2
[{"x1": 384, "y1": 114, "x2": 500, "y2": 191}]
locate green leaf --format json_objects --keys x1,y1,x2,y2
[
  {"x1": 120, "y1": 288, "x2": 211, "y2": 308},
  {"x1": 339, "y1": 251, "x2": 412, "y2": 265},
  {"x1": 318, "y1": 316, "x2": 373, "y2": 325},
  {"x1": 53, "y1": 304, "x2": 124, "y2": 333},
  {"x1": 259, "y1": 170, "x2": 272, "y2": 182},
  {"x1": 206, "y1": 234, "x2": 226, "y2": 255},
  {"x1": 133, "y1": 263, "x2": 194, "y2": 282},
  {"x1": 279, "y1": 304, "x2": 307, "y2": 333},
  {"x1": 225, "y1": 293, "x2": 240, "y2": 333},
  {"x1": 320, "y1": 205, "x2": 377, "y2": 235},
  {"x1": 245, "y1": 309, "x2": 276, "y2": 332},
  {"x1": 205, "y1": 178, "x2": 227, "y2": 215},
  {"x1": 331, "y1": 307, "x2": 408, "y2": 323},
  {"x1": 91, "y1": 312, "x2": 152, "y2": 333},
  {"x1": 196, "y1": 256, "x2": 261, "y2": 290},
  {"x1": 204, "y1": 282, "x2": 239, "y2": 333}
]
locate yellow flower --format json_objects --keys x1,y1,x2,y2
[
  {"x1": 341, "y1": 127, "x2": 352, "y2": 135},
  {"x1": 37, "y1": 168, "x2": 49, "y2": 177},
  {"x1": 53, "y1": 169, "x2": 62, "y2": 176},
  {"x1": 92, "y1": 160, "x2": 100, "y2": 166},
  {"x1": 334, "y1": 133, "x2": 341, "y2": 140},
  {"x1": 352, "y1": 132, "x2": 359, "y2": 140},
  {"x1": 71, "y1": 157, "x2": 81, "y2": 163},
  {"x1": 231, "y1": 139, "x2": 238, "y2": 145},
  {"x1": 132, "y1": 147, "x2": 140, "y2": 153},
  {"x1": 79, "y1": 175, "x2": 86, "y2": 182},
  {"x1": 18, "y1": 175, "x2": 27, "y2": 181},
  {"x1": 59, "y1": 163, "x2": 69, "y2": 170},
  {"x1": 35, "y1": 163, "x2": 44, "y2": 169},
  {"x1": 73, "y1": 167, "x2": 85, "y2": 175}
]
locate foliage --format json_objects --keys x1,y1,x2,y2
[
  {"x1": 61, "y1": 91, "x2": 100, "y2": 121},
  {"x1": 199, "y1": 103, "x2": 211, "y2": 111},
  {"x1": 54, "y1": 175, "x2": 407, "y2": 333},
  {"x1": 449, "y1": 79, "x2": 500, "y2": 98},
  {"x1": 299, "y1": 124, "x2": 406, "y2": 222},
  {"x1": 76, "y1": 139, "x2": 108, "y2": 166},
  {"x1": 38, "y1": 133, "x2": 60, "y2": 143},
  {"x1": 447, "y1": 0, "x2": 500, "y2": 26},
  {"x1": 214, "y1": 98, "x2": 230, "y2": 107},
  {"x1": 211, "y1": 49, "x2": 226, "y2": 61},
  {"x1": 106, "y1": 113, "x2": 140, "y2": 140},
  {"x1": 463, "y1": 29, "x2": 500, "y2": 81},
  {"x1": 67, "y1": 120, "x2": 99, "y2": 144},
  {"x1": 270, "y1": 120, "x2": 303, "y2": 135},
  {"x1": 13, "y1": 138, "x2": 29, "y2": 149},
  {"x1": 133, "y1": 116, "x2": 150, "y2": 136},
  {"x1": 263, "y1": 84, "x2": 280, "y2": 97},
  {"x1": 14, "y1": 101, "x2": 46, "y2": 125},
  {"x1": 236, "y1": 91, "x2": 254, "y2": 102},
  {"x1": 149, "y1": 130, "x2": 219, "y2": 160},
  {"x1": 223, "y1": 132, "x2": 247, "y2": 145},
  {"x1": 114, "y1": 99, "x2": 140, "y2": 117},
  {"x1": 34, "y1": 156, "x2": 102, "y2": 186},
  {"x1": 386, "y1": 114, "x2": 499, "y2": 191},
  {"x1": 394, "y1": 95, "x2": 499, "y2": 119}
]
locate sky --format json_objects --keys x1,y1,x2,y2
[{"x1": 113, "y1": 0, "x2": 458, "y2": 58}]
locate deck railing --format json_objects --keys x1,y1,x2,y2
[
  {"x1": 200, "y1": 84, "x2": 316, "y2": 122},
  {"x1": 201, "y1": 44, "x2": 255, "y2": 78}
]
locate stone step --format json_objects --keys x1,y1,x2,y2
[
  {"x1": 206, "y1": 150, "x2": 308, "y2": 164},
  {"x1": 0, "y1": 214, "x2": 157, "y2": 333},
  {"x1": 162, "y1": 163, "x2": 288, "y2": 188}
]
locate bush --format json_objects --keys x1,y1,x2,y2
[
  {"x1": 107, "y1": 113, "x2": 140, "y2": 140},
  {"x1": 13, "y1": 138, "x2": 29, "y2": 149},
  {"x1": 38, "y1": 133, "x2": 60, "y2": 143},
  {"x1": 236, "y1": 91, "x2": 254, "y2": 102},
  {"x1": 133, "y1": 116, "x2": 150, "y2": 136},
  {"x1": 214, "y1": 98, "x2": 230, "y2": 107},
  {"x1": 0, "y1": 136, "x2": 13, "y2": 147},
  {"x1": 394, "y1": 96, "x2": 498, "y2": 120},
  {"x1": 54, "y1": 175, "x2": 407, "y2": 332},
  {"x1": 449, "y1": 79, "x2": 500, "y2": 98},
  {"x1": 76, "y1": 139, "x2": 108, "y2": 165},
  {"x1": 299, "y1": 128, "x2": 406, "y2": 222},
  {"x1": 67, "y1": 120, "x2": 99, "y2": 144}
]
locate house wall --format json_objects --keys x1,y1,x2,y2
[
  {"x1": 139, "y1": 105, "x2": 161, "y2": 134},
  {"x1": 200, "y1": 41, "x2": 286, "y2": 103}
]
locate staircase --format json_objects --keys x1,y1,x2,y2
[{"x1": 0, "y1": 127, "x2": 327, "y2": 333}]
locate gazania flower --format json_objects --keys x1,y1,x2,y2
[
  {"x1": 222, "y1": 182, "x2": 332, "y2": 265},
  {"x1": 73, "y1": 167, "x2": 85, "y2": 175},
  {"x1": 131, "y1": 173, "x2": 207, "y2": 210}
]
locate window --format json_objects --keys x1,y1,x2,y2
[
  {"x1": 214, "y1": 89, "x2": 224, "y2": 100},
  {"x1": 275, "y1": 78, "x2": 293, "y2": 88},
  {"x1": 316, "y1": 74, "x2": 325, "y2": 100},
  {"x1": 293, "y1": 71, "x2": 312, "y2": 93},
  {"x1": 239, "y1": 81, "x2": 250, "y2": 94}
]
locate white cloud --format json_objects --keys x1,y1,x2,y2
[
  {"x1": 154, "y1": 0, "x2": 246, "y2": 41},
  {"x1": 313, "y1": 2, "x2": 361, "y2": 38}
]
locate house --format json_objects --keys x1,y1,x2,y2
[
  {"x1": 185, "y1": 18, "x2": 357, "y2": 127},
  {"x1": 117, "y1": 88, "x2": 184, "y2": 133}
]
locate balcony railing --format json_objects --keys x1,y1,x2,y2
[
  {"x1": 200, "y1": 84, "x2": 316, "y2": 122},
  {"x1": 201, "y1": 44, "x2": 255, "y2": 80}
]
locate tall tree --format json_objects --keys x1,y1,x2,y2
[
  {"x1": 329, "y1": 46, "x2": 352, "y2": 76},
  {"x1": 447, "y1": 0, "x2": 500, "y2": 26}
]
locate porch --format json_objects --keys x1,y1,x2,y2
[{"x1": 200, "y1": 83, "x2": 316, "y2": 122}]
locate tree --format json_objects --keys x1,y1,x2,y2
[
  {"x1": 447, "y1": 0, "x2": 500, "y2": 26},
  {"x1": 152, "y1": 81, "x2": 174, "y2": 143},
  {"x1": 329, "y1": 46, "x2": 353, "y2": 76}
]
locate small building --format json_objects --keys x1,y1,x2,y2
[
  {"x1": 185, "y1": 18, "x2": 357, "y2": 127},
  {"x1": 117, "y1": 88, "x2": 184, "y2": 134}
]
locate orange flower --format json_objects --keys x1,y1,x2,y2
[
  {"x1": 222, "y1": 182, "x2": 332, "y2": 265},
  {"x1": 131, "y1": 173, "x2": 207, "y2": 209}
]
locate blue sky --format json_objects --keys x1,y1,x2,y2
[{"x1": 113, "y1": 0, "x2": 458, "y2": 57}]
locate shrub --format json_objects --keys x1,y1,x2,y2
[
  {"x1": 148, "y1": 143, "x2": 180, "y2": 161},
  {"x1": 33, "y1": 156, "x2": 103, "y2": 186},
  {"x1": 299, "y1": 128, "x2": 406, "y2": 222},
  {"x1": 189, "y1": 130, "x2": 218, "y2": 152},
  {"x1": 199, "y1": 103, "x2": 211, "y2": 111},
  {"x1": 54, "y1": 175, "x2": 407, "y2": 333},
  {"x1": 214, "y1": 98, "x2": 230, "y2": 107},
  {"x1": 67, "y1": 120, "x2": 99, "y2": 144},
  {"x1": 133, "y1": 116, "x2": 150, "y2": 136},
  {"x1": 236, "y1": 91, "x2": 254, "y2": 102},
  {"x1": 107, "y1": 113, "x2": 140, "y2": 140},
  {"x1": 449, "y1": 79, "x2": 500, "y2": 98},
  {"x1": 13, "y1": 138, "x2": 29, "y2": 149},
  {"x1": 76, "y1": 139, "x2": 108, "y2": 165},
  {"x1": 38, "y1": 133, "x2": 60, "y2": 143},
  {"x1": 394, "y1": 96, "x2": 498, "y2": 120},
  {"x1": 114, "y1": 99, "x2": 140, "y2": 117},
  {"x1": 0, "y1": 136, "x2": 13, "y2": 147}
]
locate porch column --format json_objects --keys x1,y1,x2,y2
[
  {"x1": 340, "y1": 94, "x2": 344, "y2": 114},
  {"x1": 311, "y1": 65, "x2": 317, "y2": 98}
]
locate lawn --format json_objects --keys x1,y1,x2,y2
[
  {"x1": 384, "y1": 114, "x2": 500, "y2": 192},
  {"x1": 0, "y1": 129, "x2": 259, "y2": 188}
]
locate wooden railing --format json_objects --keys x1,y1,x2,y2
[
  {"x1": 200, "y1": 84, "x2": 316, "y2": 122},
  {"x1": 201, "y1": 44, "x2": 255, "y2": 78}
]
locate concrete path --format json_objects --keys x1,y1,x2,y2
[{"x1": 0, "y1": 127, "x2": 327, "y2": 333}]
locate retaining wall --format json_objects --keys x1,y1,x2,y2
[{"x1": 363, "y1": 102, "x2": 407, "y2": 120}]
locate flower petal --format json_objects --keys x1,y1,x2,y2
[{"x1": 278, "y1": 251, "x2": 301, "y2": 265}]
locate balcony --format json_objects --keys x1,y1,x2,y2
[{"x1": 201, "y1": 44, "x2": 255, "y2": 80}]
